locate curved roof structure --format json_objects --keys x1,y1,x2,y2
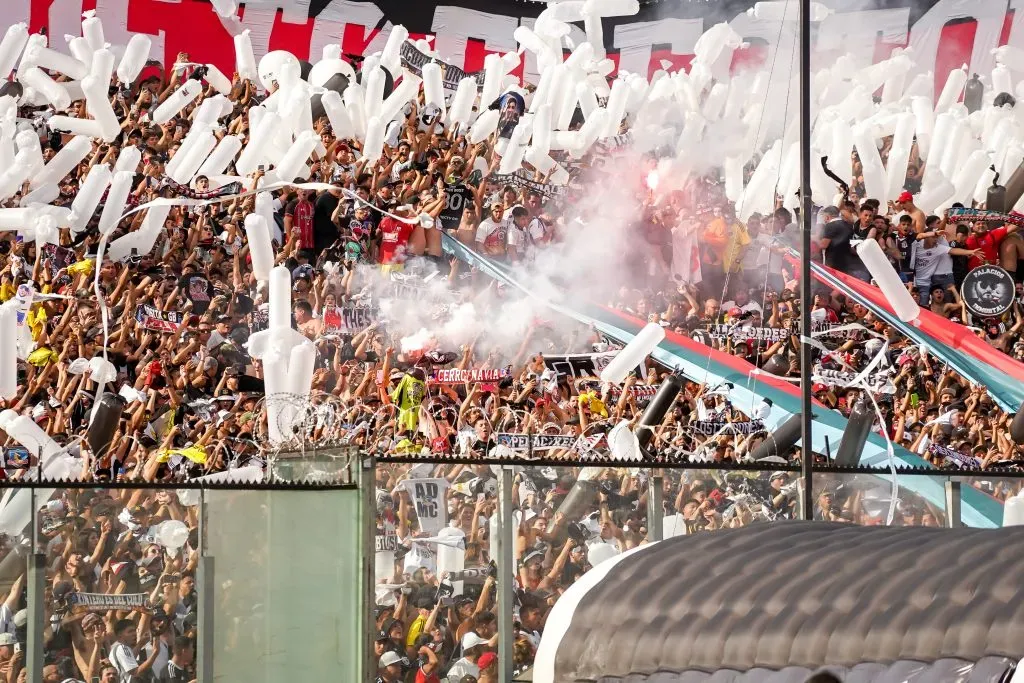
[{"x1": 534, "y1": 523, "x2": 1024, "y2": 682}]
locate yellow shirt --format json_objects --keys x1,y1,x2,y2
[{"x1": 723, "y1": 222, "x2": 751, "y2": 273}]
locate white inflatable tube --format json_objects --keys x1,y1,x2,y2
[
  {"x1": 857, "y1": 239, "x2": 920, "y2": 322},
  {"x1": 97, "y1": 171, "x2": 135, "y2": 236},
  {"x1": 600, "y1": 323, "x2": 665, "y2": 384},
  {"x1": 197, "y1": 134, "x2": 243, "y2": 178},
  {"x1": 117, "y1": 34, "x2": 151, "y2": 84},
  {"x1": 245, "y1": 214, "x2": 274, "y2": 282},
  {"x1": 69, "y1": 163, "x2": 111, "y2": 233}
]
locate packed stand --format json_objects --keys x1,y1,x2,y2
[{"x1": 0, "y1": 24, "x2": 1020, "y2": 683}]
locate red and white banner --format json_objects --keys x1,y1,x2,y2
[{"x1": 6, "y1": 0, "x2": 1024, "y2": 95}]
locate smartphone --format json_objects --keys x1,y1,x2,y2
[
  {"x1": 257, "y1": 164, "x2": 265, "y2": 173},
  {"x1": 910, "y1": 393, "x2": 919, "y2": 407}
]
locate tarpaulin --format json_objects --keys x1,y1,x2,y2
[
  {"x1": 796, "y1": 253, "x2": 1024, "y2": 414},
  {"x1": 442, "y1": 235, "x2": 1002, "y2": 527}
]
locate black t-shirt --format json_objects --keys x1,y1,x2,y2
[
  {"x1": 313, "y1": 192, "x2": 341, "y2": 255},
  {"x1": 950, "y1": 239, "x2": 970, "y2": 281},
  {"x1": 178, "y1": 274, "x2": 213, "y2": 314},
  {"x1": 821, "y1": 219, "x2": 856, "y2": 272},
  {"x1": 439, "y1": 182, "x2": 472, "y2": 231},
  {"x1": 894, "y1": 231, "x2": 916, "y2": 272}
]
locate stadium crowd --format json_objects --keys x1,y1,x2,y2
[{"x1": 0, "y1": 41, "x2": 1020, "y2": 683}]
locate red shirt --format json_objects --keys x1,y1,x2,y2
[
  {"x1": 965, "y1": 226, "x2": 1007, "y2": 270},
  {"x1": 415, "y1": 669, "x2": 440, "y2": 683},
  {"x1": 378, "y1": 217, "x2": 414, "y2": 265},
  {"x1": 287, "y1": 198, "x2": 315, "y2": 250}
]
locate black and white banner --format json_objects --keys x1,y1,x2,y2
[
  {"x1": 961, "y1": 265, "x2": 1015, "y2": 319},
  {"x1": 929, "y1": 443, "x2": 981, "y2": 470},
  {"x1": 813, "y1": 366, "x2": 896, "y2": 394},
  {"x1": 400, "y1": 478, "x2": 451, "y2": 534},
  {"x1": 400, "y1": 40, "x2": 485, "y2": 91},
  {"x1": 488, "y1": 171, "x2": 567, "y2": 200},
  {"x1": 542, "y1": 351, "x2": 616, "y2": 380},
  {"x1": 691, "y1": 419, "x2": 766, "y2": 435},
  {"x1": 134, "y1": 304, "x2": 184, "y2": 333},
  {"x1": 496, "y1": 432, "x2": 605, "y2": 454},
  {"x1": 69, "y1": 592, "x2": 151, "y2": 613}
]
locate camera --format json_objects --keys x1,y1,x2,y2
[{"x1": 566, "y1": 521, "x2": 589, "y2": 544}]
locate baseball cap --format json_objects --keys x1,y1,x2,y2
[
  {"x1": 0, "y1": 633, "x2": 15, "y2": 646},
  {"x1": 897, "y1": 191, "x2": 913, "y2": 203},
  {"x1": 379, "y1": 651, "x2": 403, "y2": 668},
  {"x1": 13, "y1": 609, "x2": 27, "y2": 628},
  {"x1": 477, "y1": 652, "x2": 497, "y2": 669},
  {"x1": 461, "y1": 631, "x2": 488, "y2": 650}
]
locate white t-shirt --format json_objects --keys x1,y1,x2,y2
[
  {"x1": 111, "y1": 641, "x2": 139, "y2": 683},
  {"x1": 444, "y1": 658, "x2": 480, "y2": 682},
  {"x1": 911, "y1": 240, "x2": 954, "y2": 280},
  {"x1": 475, "y1": 217, "x2": 507, "y2": 250}
]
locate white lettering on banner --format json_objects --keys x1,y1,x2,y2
[
  {"x1": 310, "y1": 0, "x2": 393, "y2": 65},
  {"x1": 10, "y1": 0, "x2": 1023, "y2": 90},
  {"x1": 909, "y1": 0, "x2": 1005, "y2": 81},
  {"x1": 432, "y1": 5, "x2": 518, "y2": 79},
  {"x1": 612, "y1": 18, "x2": 704, "y2": 77},
  {"x1": 402, "y1": 478, "x2": 450, "y2": 534}
]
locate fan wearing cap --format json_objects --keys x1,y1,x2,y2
[
  {"x1": 377, "y1": 650, "x2": 408, "y2": 683},
  {"x1": 444, "y1": 632, "x2": 490, "y2": 682},
  {"x1": 894, "y1": 191, "x2": 926, "y2": 235}
]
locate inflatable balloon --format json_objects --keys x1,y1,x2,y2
[
  {"x1": 97, "y1": 171, "x2": 135, "y2": 236},
  {"x1": 31, "y1": 135, "x2": 90, "y2": 189},
  {"x1": 319, "y1": 91, "x2": 355, "y2": 140},
  {"x1": 197, "y1": 134, "x2": 242, "y2": 178},
  {"x1": 0, "y1": 82, "x2": 22, "y2": 101},
  {"x1": 149, "y1": 80, "x2": 203, "y2": 125},
  {"x1": 587, "y1": 542, "x2": 620, "y2": 568},
  {"x1": 81, "y1": 10, "x2": 105, "y2": 52},
  {"x1": 258, "y1": 50, "x2": 301, "y2": 91},
  {"x1": 309, "y1": 57, "x2": 356, "y2": 89},
  {"x1": 153, "y1": 519, "x2": 190, "y2": 549},
  {"x1": 856, "y1": 239, "x2": 920, "y2": 322},
  {"x1": 600, "y1": 323, "x2": 664, "y2": 385},
  {"x1": 245, "y1": 214, "x2": 274, "y2": 282},
  {"x1": 234, "y1": 30, "x2": 258, "y2": 83},
  {"x1": 86, "y1": 392, "x2": 125, "y2": 460},
  {"x1": 203, "y1": 63, "x2": 232, "y2": 95},
  {"x1": 0, "y1": 305, "x2": 16, "y2": 400},
  {"x1": 69, "y1": 163, "x2": 111, "y2": 233},
  {"x1": 0, "y1": 24, "x2": 29, "y2": 83},
  {"x1": 298, "y1": 59, "x2": 312, "y2": 81},
  {"x1": 116, "y1": 34, "x2": 151, "y2": 84}
]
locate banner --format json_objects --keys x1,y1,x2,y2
[
  {"x1": 375, "y1": 530, "x2": 398, "y2": 553},
  {"x1": 430, "y1": 366, "x2": 511, "y2": 384},
  {"x1": 42, "y1": 244, "x2": 76, "y2": 276},
  {"x1": 11, "y1": 0, "x2": 1009, "y2": 101},
  {"x1": 607, "y1": 383, "x2": 658, "y2": 405},
  {"x1": 961, "y1": 265, "x2": 1014, "y2": 319},
  {"x1": 134, "y1": 304, "x2": 184, "y2": 333},
  {"x1": 322, "y1": 304, "x2": 375, "y2": 334},
  {"x1": 812, "y1": 366, "x2": 896, "y2": 394},
  {"x1": 945, "y1": 207, "x2": 1024, "y2": 228},
  {"x1": 929, "y1": 443, "x2": 981, "y2": 470},
  {"x1": 691, "y1": 419, "x2": 766, "y2": 435},
  {"x1": 798, "y1": 253, "x2": 1024, "y2": 413},
  {"x1": 496, "y1": 432, "x2": 605, "y2": 453},
  {"x1": 543, "y1": 352, "x2": 616, "y2": 380},
  {"x1": 400, "y1": 41, "x2": 484, "y2": 91},
  {"x1": 707, "y1": 323, "x2": 857, "y2": 343},
  {"x1": 68, "y1": 592, "x2": 151, "y2": 613},
  {"x1": 488, "y1": 171, "x2": 567, "y2": 200},
  {"x1": 400, "y1": 478, "x2": 451, "y2": 534}
]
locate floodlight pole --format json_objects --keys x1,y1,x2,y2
[{"x1": 799, "y1": 0, "x2": 815, "y2": 520}]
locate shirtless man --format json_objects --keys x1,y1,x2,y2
[{"x1": 894, "y1": 190, "x2": 927, "y2": 235}]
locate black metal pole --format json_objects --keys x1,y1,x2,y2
[{"x1": 799, "y1": 0, "x2": 814, "y2": 521}]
